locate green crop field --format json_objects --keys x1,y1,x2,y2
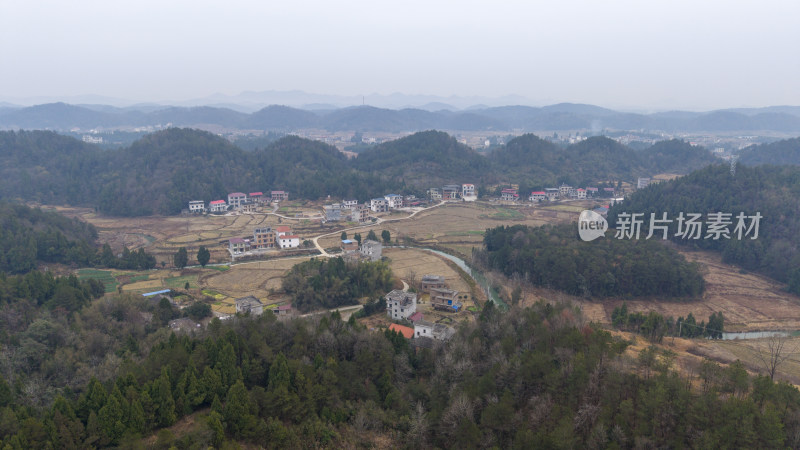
[
  {"x1": 164, "y1": 275, "x2": 199, "y2": 289},
  {"x1": 76, "y1": 269, "x2": 118, "y2": 293}
]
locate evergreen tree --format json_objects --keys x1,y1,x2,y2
[
  {"x1": 173, "y1": 247, "x2": 188, "y2": 269},
  {"x1": 197, "y1": 246, "x2": 210, "y2": 267}
]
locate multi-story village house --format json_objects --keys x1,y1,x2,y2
[
  {"x1": 228, "y1": 192, "x2": 247, "y2": 208},
  {"x1": 386, "y1": 290, "x2": 417, "y2": 320}
]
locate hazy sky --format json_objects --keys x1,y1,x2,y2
[{"x1": 1, "y1": 0, "x2": 799, "y2": 110}]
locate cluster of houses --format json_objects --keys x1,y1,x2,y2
[
  {"x1": 496, "y1": 184, "x2": 618, "y2": 203},
  {"x1": 323, "y1": 193, "x2": 431, "y2": 222},
  {"x1": 188, "y1": 190, "x2": 290, "y2": 214},
  {"x1": 383, "y1": 273, "x2": 462, "y2": 342},
  {"x1": 229, "y1": 225, "x2": 301, "y2": 255},
  {"x1": 427, "y1": 183, "x2": 477, "y2": 202},
  {"x1": 323, "y1": 200, "x2": 372, "y2": 223}
]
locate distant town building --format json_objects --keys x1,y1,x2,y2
[
  {"x1": 545, "y1": 188, "x2": 559, "y2": 201},
  {"x1": 637, "y1": 177, "x2": 651, "y2": 189},
  {"x1": 427, "y1": 188, "x2": 442, "y2": 201},
  {"x1": 342, "y1": 199, "x2": 358, "y2": 209}
]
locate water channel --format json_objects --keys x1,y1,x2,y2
[{"x1": 414, "y1": 247, "x2": 508, "y2": 310}]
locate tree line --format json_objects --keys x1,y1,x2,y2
[
  {"x1": 479, "y1": 224, "x2": 705, "y2": 299},
  {"x1": 0, "y1": 202, "x2": 158, "y2": 273},
  {"x1": 611, "y1": 303, "x2": 725, "y2": 342}
]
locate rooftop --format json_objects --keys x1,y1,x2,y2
[{"x1": 389, "y1": 323, "x2": 414, "y2": 339}]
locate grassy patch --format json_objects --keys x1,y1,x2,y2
[
  {"x1": 128, "y1": 274, "x2": 151, "y2": 283},
  {"x1": 444, "y1": 230, "x2": 485, "y2": 237},
  {"x1": 76, "y1": 268, "x2": 118, "y2": 293},
  {"x1": 202, "y1": 289, "x2": 227, "y2": 300},
  {"x1": 488, "y1": 207, "x2": 524, "y2": 220},
  {"x1": 164, "y1": 275, "x2": 199, "y2": 289},
  {"x1": 206, "y1": 265, "x2": 230, "y2": 272}
]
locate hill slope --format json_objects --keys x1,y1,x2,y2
[{"x1": 608, "y1": 164, "x2": 800, "y2": 293}]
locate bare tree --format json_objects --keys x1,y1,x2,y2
[{"x1": 754, "y1": 334, "x2": 798, "y2": 381}]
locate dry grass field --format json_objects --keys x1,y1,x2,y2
[{"x1": 578, "y1": 250, "x2": 800, "y2": 331}]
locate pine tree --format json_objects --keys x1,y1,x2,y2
[
  {"x1": 173, "y1": 247, "x2": 188, "y2": 269},
  {"x1": 197, "y1": 246, "x2": 210, "y2": 267}
]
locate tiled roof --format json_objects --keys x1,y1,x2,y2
[{"x1": 389, "y1": 323, "x2": 414, "y2": 339}]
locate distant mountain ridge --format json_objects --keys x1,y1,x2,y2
[{"x1": 3, "y1": 102, "x2": 800, "y2": 133}]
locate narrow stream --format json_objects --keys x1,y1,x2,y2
[{"x1": 411, "y1": 247, "x2": 508, "y2": 310}]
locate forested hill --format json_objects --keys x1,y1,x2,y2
[
  {"x1": 353, "y1": 131, "x2": 491, "y2": 184},
  {"x1": 608, "y1": 164, "x2": 800, "y2": 294},
  {"x1": 739, "y1": 137, "x2": 800, "y2": 166},
  {"x1": 490, "y1": 135, "x2": 716, "y2": 187},
  {"x1": 1, "y1": 128, "x2": 717, "y2": 216},
  {"x1": 0, "y1": 202, "x2": 98, "y2": 273}
]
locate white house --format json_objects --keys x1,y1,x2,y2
[
  {"x1": 370, "y1": 198, "x2": 388, "y2": 212},
  {"x1": 386, "y1": 290, "x2": 417, "y2": 320},
  {"x1": 576, "y1": 188, "x2": 587, "y2": 199},
  {"x1": 342, "y1": 199, "x2": 358, "y2": 209},
  {"x1": 227, "y1": 192, "x2": 247, "y2": 208},
  {"x1": 384, "y1": 194, "x2": 403, "y2": 209},
  {"x1": 529, "y1": 191, "x2": 546, "y2": 202},
  {"x1": 462, "y1": 184, "x2": 476, "y2": 198},
  {"x1": 501, "y1": 188, "x2": 519, "y2": 202},
  {"x1": 188, "y1": 200, "x2": 205, "y2": 213},
  {"x1": 545, "y1": 188, "x2": 559, "y2": 201},
  {"x1": 209, "y1": 200, "x2": 227, "y2": 212},
  {"x1": 559, "y1": 185, "x2": 574, "y2": 198},
  {"x1": 427, "y1": 188, "x2": 442, "y2": 201},
  {"x1": 275, "y1": 226, "x2": 291, "y2": 237},
  {"x1": 278, "y1": 235, "x2": 300, "y2": 249}
]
